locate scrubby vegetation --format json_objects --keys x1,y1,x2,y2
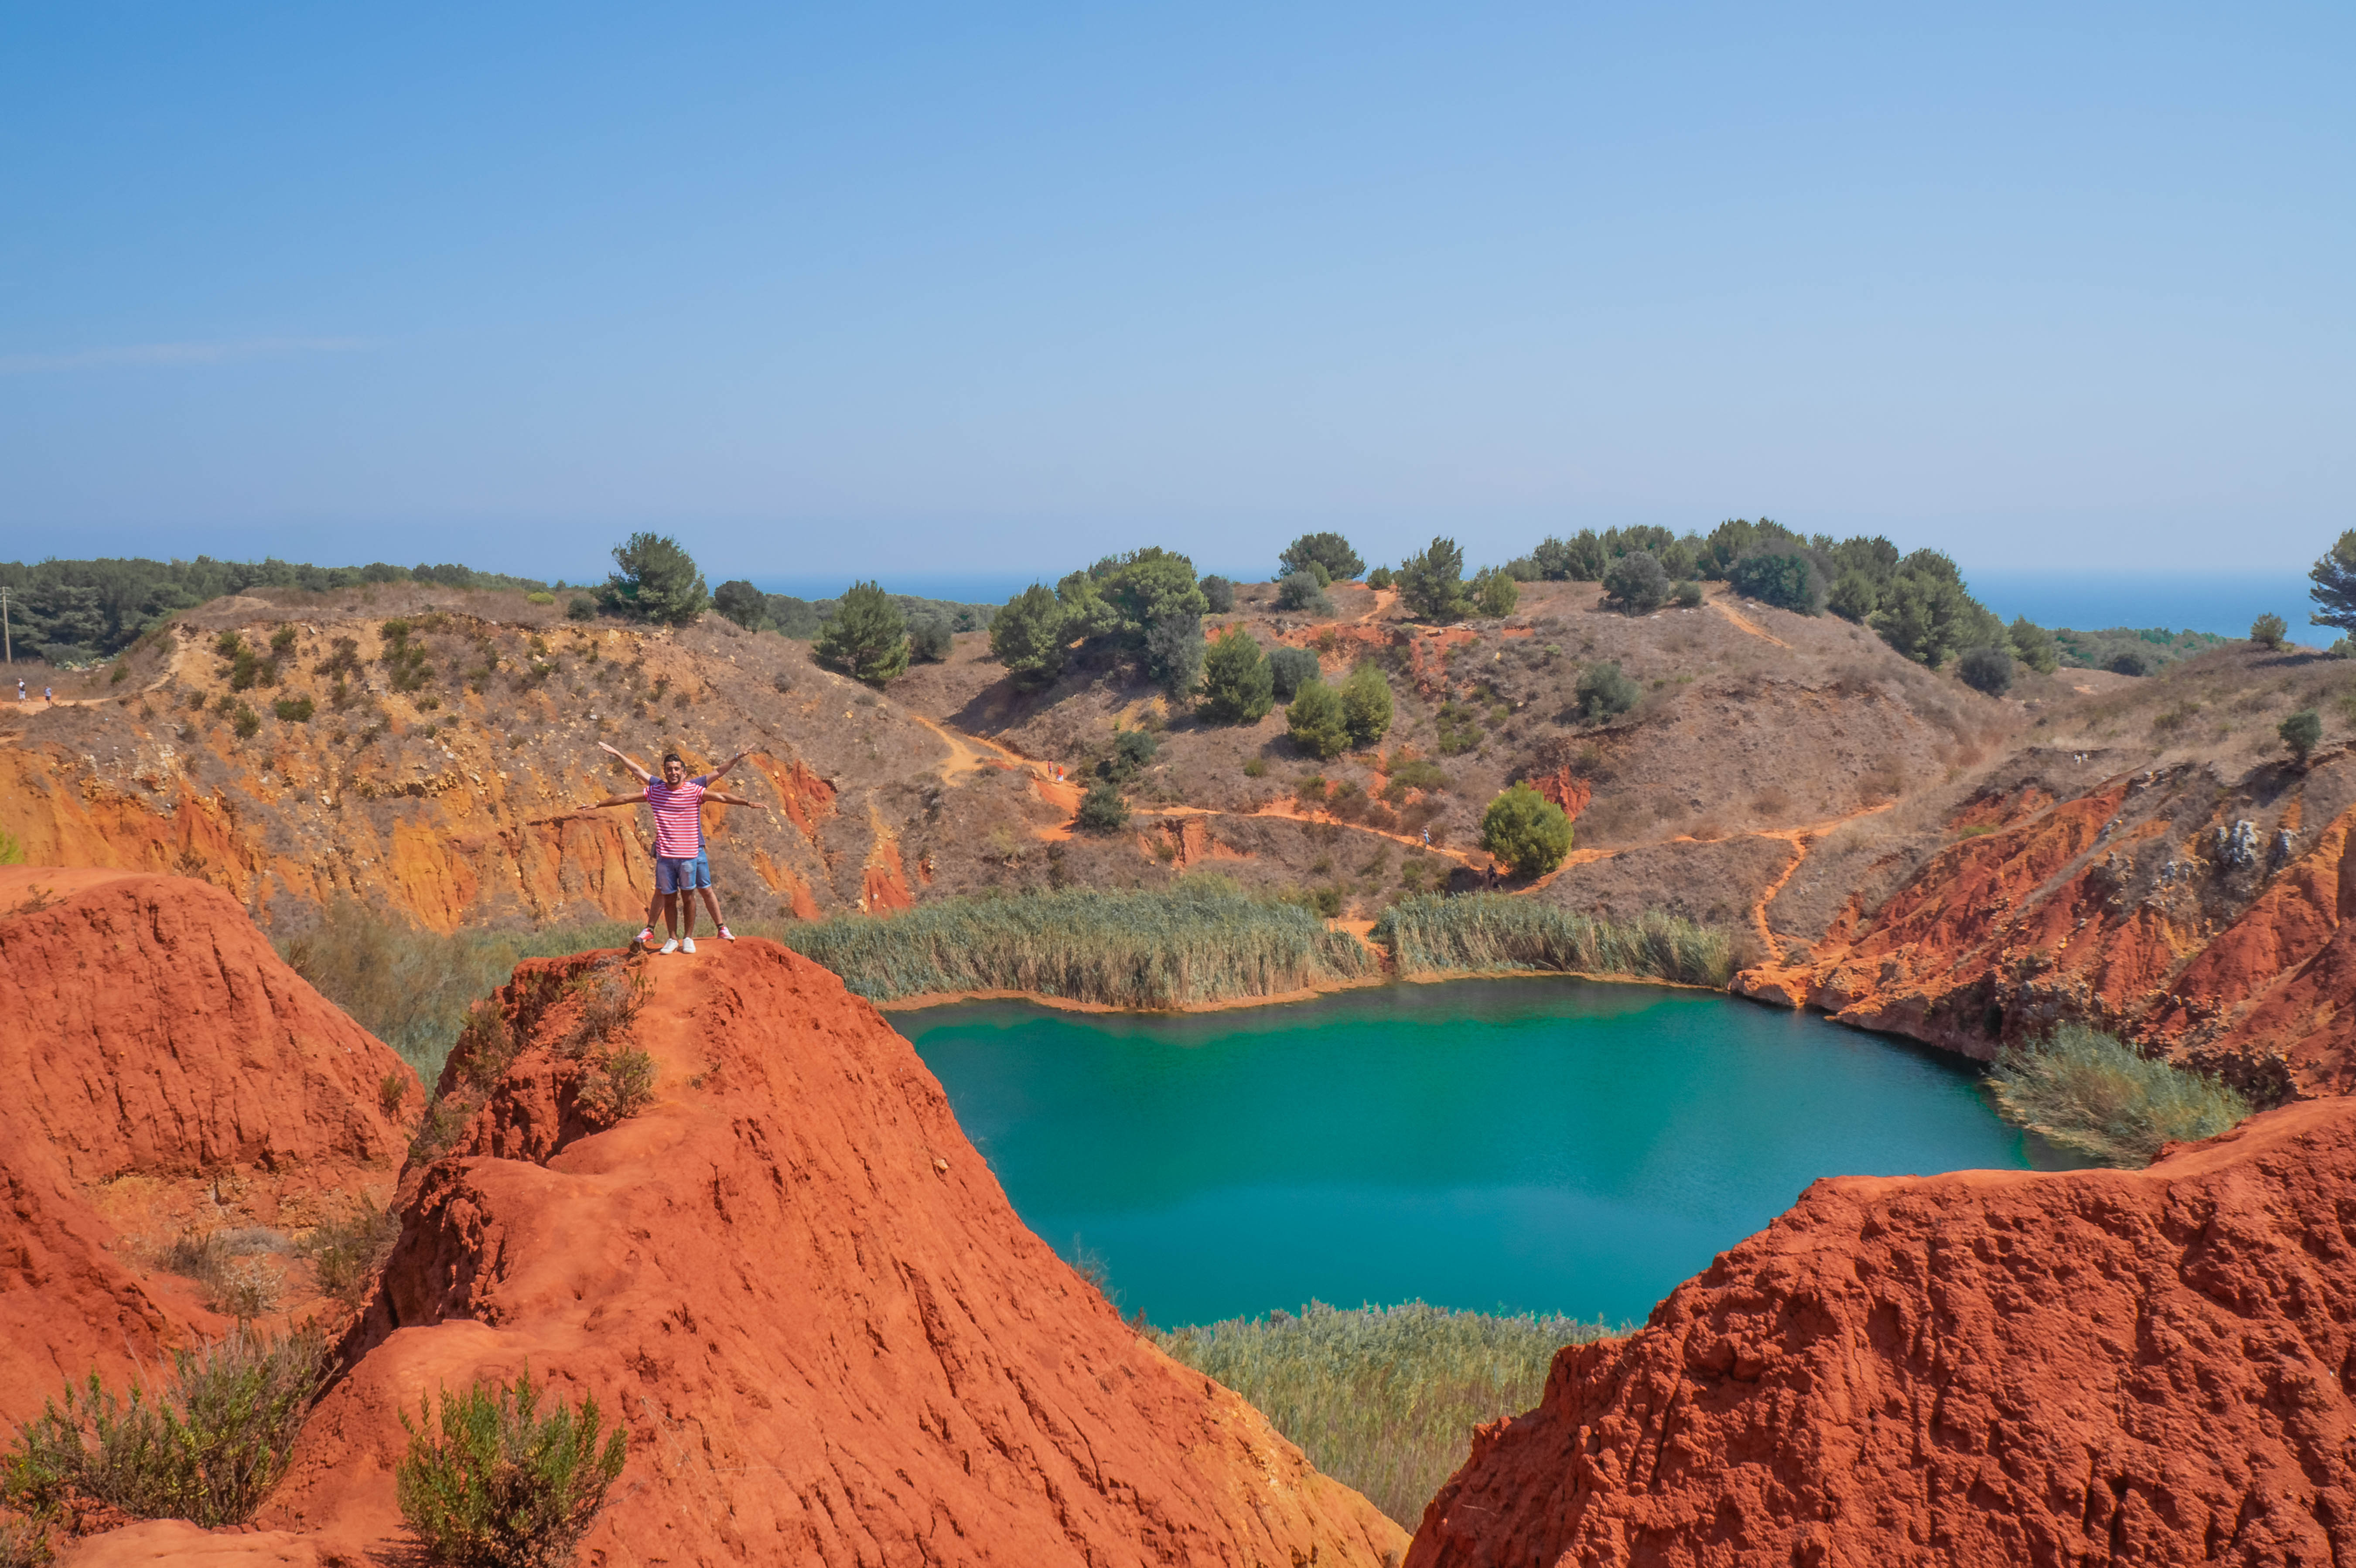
[
  {"x1": 1277, "y1": 532, "x2": 1365, "y2": 584},
  {"x1": 1375, "y1": 894, "x2": 1734, "y2": 986},
  {"x1": 1, "y1": 1326, "x2": 328, "y2": 1529},
  {"x1": 279, "y1": 900, "x2": 634, "y2": 1079},
  {"x1": 1158, "y1": 1302, "x2": 1611, "y2": 1527},
  {"x1": 397, "y1": 1370, "x2": 626, "y2": 1568},
  {"x1": 596, "y1": 532, "x2": 707, "y2": 625},
  {"x1": 0, "y1": 555, "x2": 550, "y2": 666},
  {"x1": 2050, "y1": 625, "x2": 2224, "y2": 674},
  {"x1": 1986, "y1": 1025, "x2": 2251, "y2": 1166},
  {"x1": 778, "y1": 882, "x2": 1376, "y2": 1007}
]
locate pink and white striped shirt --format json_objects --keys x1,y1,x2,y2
[{"x1": 643, "y1": 777, "x2": 709, "y2": 859}]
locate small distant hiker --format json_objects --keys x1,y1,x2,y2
[
  {"x1": 14, "y1": 679, "x2": 22, "y2": 702},
  {"x1": 584, "y1": 741, "x2": 755, "y2": 952}
]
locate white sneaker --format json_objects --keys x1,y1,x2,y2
[
  {"x1": 658, "y1": 938, "x2": 680, "y2": 955},
  {"x1": 681, "y1": 936, "x2": 697, "y2": 953},
  {"x1": 717, "y1": 924, "x2": 734, "y2": 941}
]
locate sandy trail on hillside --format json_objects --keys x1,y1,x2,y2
[{"x1": 1710, "y1": 597, "x2": 1790, "y2": 648}]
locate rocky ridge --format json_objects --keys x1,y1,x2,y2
[
  {"x1": 1407, "y1": 1097, "x2": 2356, "y2": 1568},
  {"x1": 32, "y1": 890, "x2": 1403, "y2": 1566},
  {"x1": 0, "y1": 868, "x2": 414, "y2": 1431}
]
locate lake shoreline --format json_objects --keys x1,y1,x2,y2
[{"x1": 873, "y1": 967, "x2": 1726, "y2": 1015}]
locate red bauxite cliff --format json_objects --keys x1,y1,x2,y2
[
  {"x1": 58, "y1": 933, "x2": 1404, "y2": 1567},
  {"x1": 1407, "y1": 1098, "x2": 2356, "y2": 1568},
  {"x1": 0, "y1": 868, "x2": 415, "y2": 1428}
]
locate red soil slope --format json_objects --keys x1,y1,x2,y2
[
  {"x1": 1407, "y1": 1098, "x2": 2356, "y2": 1568},
  {"x1": 0, "y1": 868, "x2": 415, "y2": 1430},
  {"x1": 205, "y1": 940, "x2": 1405, "y2": 1567},
  {"x1": 1740, "y1": 760, "x2": 2356, "y2": 1096}
]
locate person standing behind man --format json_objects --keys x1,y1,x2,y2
[{"x1": 589, "y1": 740, "x2": 750, "y2": 953}]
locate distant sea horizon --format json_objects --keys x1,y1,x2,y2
[{"x1": 749, "y1": 568, "x2": 2320, "y2": 644}]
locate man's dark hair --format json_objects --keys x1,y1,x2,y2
[{"x1": 662, "y1": 751, "x2": 685, "y2": 768}]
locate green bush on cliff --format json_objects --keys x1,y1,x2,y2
[
  {"x1": 1373, "y1": 894, "x2": 1734, "y2": 987},
  {"x1": 1, "y1": 1326, "x2": 328, "y2": 1529},
  {"x1": 1157, "y1": 1302, "x2": 1612, "y2": 1529},
  {"x1": 396, "y1": 1370, "x2": 625, "y2": 1568},
  {"x1": 1987, "y1": 1025, "x2": 2250, "y2": 1166},
  {"x1": 776, "y1": 880, "x2": 1374, "y2": 1008}
]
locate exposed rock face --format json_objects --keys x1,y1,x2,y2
[
  {"x1": 1741, "y1": 759, "x2": 2356, "y2": 1095},
  {"x1": 247, "y1": 940, "x2": 1406, "y2": 1567},
  {"x1": 1408, "y1": 1099, "x2": 2356, "y2": 1568},
  {"x1": 0, "y1": 868, "x2": 415, "y2": 1428}
]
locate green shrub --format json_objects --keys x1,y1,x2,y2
[
  {"x1": 2250, "y1": 612, "x2": 2288, "y2": 650},
  {"x1": 273, "y1": 695, "x2": 315, "y2": 723},
  {"x1": 0, "y1": 828, "x2": 24, "y2": 867},
  {"x1": 1366, "y1": 565, "x2": 1394, "y2": 590},
  {"x1": 906, "y1": 615, "x2": 953, "y2": 663},
  {"x1": 565, "y1": 596, "x2": 597, "y2": 621},
  {"x1": 1987, "y1": 1025, "x2": 2250, "y2": 1166},
  {"x1": 1286, "y1": 679, "x2": 1350, "y2": 760},
  {"x1": 1957, "y1": 645, "x2": 2015, "y2": 696},
  {"x1": 1242, "y1": 757, "x2": 1267, "y2": 777},
  {"x1": 1158, "y1": 1302, "x2": 1611, "y2": 1528},
  {"x1": 230, "y1": 704, "x2": 261, "y2": 740},
  {"x1": 300, "y1": 1205, "x2": 401, "y2": 1305},
  {"x1": 1275, "y1": 572, "x2": 1333, "y2": 616},
  {"x1": 1670, "y1": 580, "x2": 1703, "y2": 609},
  {"x1": 397, "y1": 1370, "x2": 626, "y2": 1568},
  {"x1": 1727, "y1": 548, "x2": 1823, "y2": 614},
  {"x1": 1480, "y1": 783, "x2": 1573, "y2": 878},
  {"x1": 1200, "y1": 575, "x2": 1236, "y2": 613},
  {"x1": 1383, "y1": 754, "x2": 1449, "y2": 798},
  {"x1": 1374, "y1": 894, "x2": 1735, "y2": 986},
  {"x1": 2280, "y1": 709, "x2": 2322, "y2": 764},
  {"x1": 778, "y1": 882, "x2": 1375, "y2": 1007},
  {"x1": 1267, "y1": 646, "x2": 1321, "y2": 702},
  {"x1": 1197, "y1": 626, "x2": 1274, "y2": 724},
  {"x1": 524, "y1": 591, "x2": 557, "y2": 606},
  {"x1": 1469, "y1": 566, "x2": 1518, "y2": 618},
  {"x1": 1074, "y1": 780, "x2": 1130, "y2": 832},
  {"x1": 1573, "y1": 661, "x2": 1640, "y2": 723},
  {"x1": 574, "y1": 1047, "x2": 656, "y2": 1124},
  {"x1": 710, "y1": 579, "x2": 765, "y2": 629},
  {"x1": 1340, "y1": 663, "x2": 1393, "y2": 748},
  {"x1": 2008, "y1": 616, "x2": 2061, "y2": 673},
  {"x1": 1601, "y1": 551, "x2": 1669, "y2": 613},
  {"x1": 0, "y1": 1326, "x2": 328, "y2": 1529}
]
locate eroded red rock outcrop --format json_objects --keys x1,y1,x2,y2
[
  {"x1": 0, "y1": 868, "x2": 416, "y2": 1430},
  {"x1": 236, "y1": 940, "x2": 1405, "y2": 1566},
  {"x1": 1740, "y1": 759, "x2": 2356, "y2": 1095},
  {"x1": 1409, "y1": 1098, "x2": 2356, "y2": 1568}
]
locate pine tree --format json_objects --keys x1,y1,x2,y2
[
  {"x1": 1197, "y1": 626, "x2": 1274, "y2": 724},
  {"x1": 1286, "y1": 679, "x2": 1351, "y2": 760},
  {"x1": 814, "y1": 581, "x2": 910, "y2": 685},
  {"x1": 2309, "y1": 531, "x2": 2356, "y2": 634},
  {"x1": 600, "y1": 533, "x2": 708, "y2": 624},
  {"x1": 1340, "y1": 662, "x2": 1393, "y2": 748},
  {"x1": 989, "y1": 584, "x2": 1070, "y2": 688}
]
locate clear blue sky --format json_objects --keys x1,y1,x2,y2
[{"x1": 3, "y1": 3, "x2": 2348, "y2": 588}]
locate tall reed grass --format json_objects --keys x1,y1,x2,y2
[
  {"x1": 1157, "y1": 1302, "x2": 1612, "y2": 1528},
  {"x1": 278, "y1": 899, "x2": 632, "y2": 1080},
  {"x1": 1987, "y1": 1024, "x2": 2251, "y2": 1166},
  {"x1": 1373, "y1": 893, "x2": 1735, "y2": 988},
  {"x1": 776, "y1": 879, "x2": 1375, "y2": 1007}
]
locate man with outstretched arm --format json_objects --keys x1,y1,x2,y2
[{"x1": 584, "y1": 742, "x2": 754, "y2": 953}]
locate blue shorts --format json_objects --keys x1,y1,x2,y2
[{"x1": 656, "y1": 855, "x2": 711, "y2": 894}]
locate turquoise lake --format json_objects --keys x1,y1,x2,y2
[{"x1": 902, "y1": 979, "x2": 2082, "y2": 1329}]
